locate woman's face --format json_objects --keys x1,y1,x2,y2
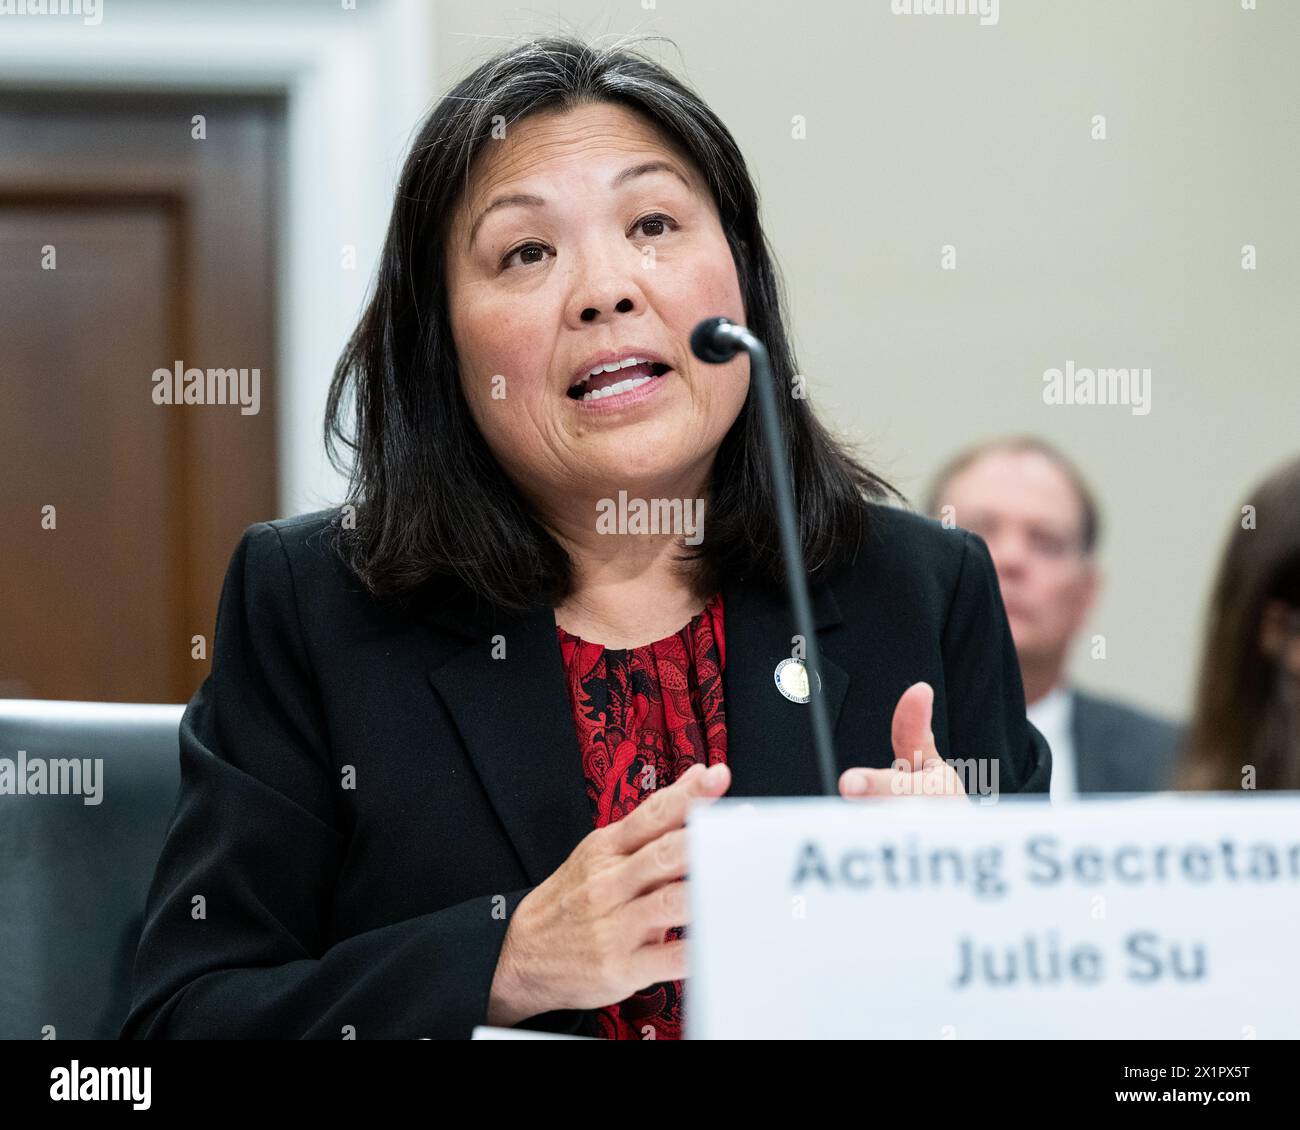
[
  {"x1": 445, "y1": 101, "x2": 749, "y2": 521},
  {"x1": 1260, "y1": 599, "x2": 1300, "y2": 681}
]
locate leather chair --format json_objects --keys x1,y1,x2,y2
[{"x1": 0, "y1": 700, "x2": 183, "y2": 1040}]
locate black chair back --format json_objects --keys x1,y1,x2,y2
[{"x1": 0, "y1": 700, "x2": 183, "y2": 1040}]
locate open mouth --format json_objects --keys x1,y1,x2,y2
[{"x1": 567, "y1": 360, "x2": 672, "y2": 402}]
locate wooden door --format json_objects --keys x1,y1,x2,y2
[{"x1": 0, "y1": 91, "x2": 283, "y2": 703}]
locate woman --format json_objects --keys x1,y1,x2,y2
[
  {"x1": 122, "y1": 36, "x2": 1049, "y2": 1042},
  {"x1": 1179, "y1": 456, "x2": 1300, "y2": 791}
]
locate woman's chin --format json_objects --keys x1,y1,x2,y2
[{"x1": 584, "y1": 457, "x2": 705, "y2": 495}]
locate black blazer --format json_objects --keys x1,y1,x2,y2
[{"x1": 120, "y1": 502, "x2": 1050, "y2": 1040}]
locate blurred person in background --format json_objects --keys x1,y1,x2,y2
[
  {"x1": 1179, "y1": 455, "x2": 1300, "y2": 791},
  {"x1": 927, "y1": 437, "x2": 1182, "y2": 799}
]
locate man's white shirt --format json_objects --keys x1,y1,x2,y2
[{"x1": 1027, "y1": 683, "x2": 1076, "y2": 802}]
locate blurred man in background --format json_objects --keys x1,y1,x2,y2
[{"x1": 927, "y1": 437, "x2": 1182, "y2": 799}]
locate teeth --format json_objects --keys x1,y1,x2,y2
[
  {"x1": 582, "y1": 374, "x2": 654, "y2": 401},
  {"x1": 588, "y1": 355, "x2": 645, "y2": 378},
  {"x1": 570, "y1": 355, "x2": 654, "y2": 393}
]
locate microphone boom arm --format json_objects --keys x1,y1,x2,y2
[{"x1": 693, "y1": 318, "x2": 839, "y2": 797}]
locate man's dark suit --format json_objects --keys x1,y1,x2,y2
[
  {"x1": 1072, "y1": 690, "x2": 1183, "y2": 793},
  {"x1": 119, "y1": 502, "x2": 1050, "y2": 1040}
]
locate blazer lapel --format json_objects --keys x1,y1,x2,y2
[
  {"x1": 422, "y1": 592, "x2": 594, "y2": 888},
  {"x1": 1071, "y1": 692, "x2": 1103, "y2": 793},
  {"x1": 418, "y1": 569, "x2": 853, "y2": 887},
  {"x1": 720, "y1": 573, "x2": 850, "y2": 798}
]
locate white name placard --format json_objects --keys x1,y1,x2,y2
[{"x1": 685, "y1": 794, "x2": 1300, "y2": 1039}]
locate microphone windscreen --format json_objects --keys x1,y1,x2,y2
[{"x1": 691, "y1": 317, "x2": 737, "y2": 364}]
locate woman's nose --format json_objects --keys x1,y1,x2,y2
[
  {"x1": 567, "y1": 239, "x2": 645, "y2": 324},
  {"x1": 580, "y1": 296, "x2": 635, "y2": 322}
]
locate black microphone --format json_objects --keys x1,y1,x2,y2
[{"x1": 691, "y1": 317, "x2": 838, "y2": 797}]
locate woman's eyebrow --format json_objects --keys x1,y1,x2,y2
[
  {"x1": 467, "y1": 160, "x2": 693, "y2": 249},
  {"x1": 611, "y1": 159, "x2": 691, "y2": 192},
  {"x1": 468, "y1": 192, "x2": 545, "y2": 249}
]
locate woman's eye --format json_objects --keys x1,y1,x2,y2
[
  {"x1": 633, "y1": 213, "x2": 675, "y2": 239},
  {"x1": 499, "y1": 214, "x2": 676, "y2": 270},
  {"x1": 501, "y1": 242, "x2": 549, "y2": 270}
]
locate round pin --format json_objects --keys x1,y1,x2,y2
[{"x1": 774, "y1": 658, "x2": 820, "y2": 703}]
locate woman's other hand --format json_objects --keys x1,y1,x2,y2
[
  {"x1": 487, "y1": 761, "x2": 731, "y2": 1025},
  {"x1": 838, "y1": 681, "x2": 968, "y2": 801}
]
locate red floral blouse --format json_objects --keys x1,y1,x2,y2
[{"x1": 556, "y1": 591, "x2": 727, "y2": 1040}]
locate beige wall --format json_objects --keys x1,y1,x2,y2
[{"x1": 431, "y1": 0, "x2": 1300, "y2": 720}]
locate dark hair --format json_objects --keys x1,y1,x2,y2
[
  {"x1": 324, "y1": 35, "x2": 898, "y2": 613},
  {"x1": 1179, "y1": 456, "x2": 1300, "y2": 791},
  {"x1": 923, "y1": 435, "x2": 1101, "y2": 555}
]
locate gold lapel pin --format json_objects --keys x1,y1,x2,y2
[{"x1": 774, "y1": 657, "x2": 820, "y2": 704}]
